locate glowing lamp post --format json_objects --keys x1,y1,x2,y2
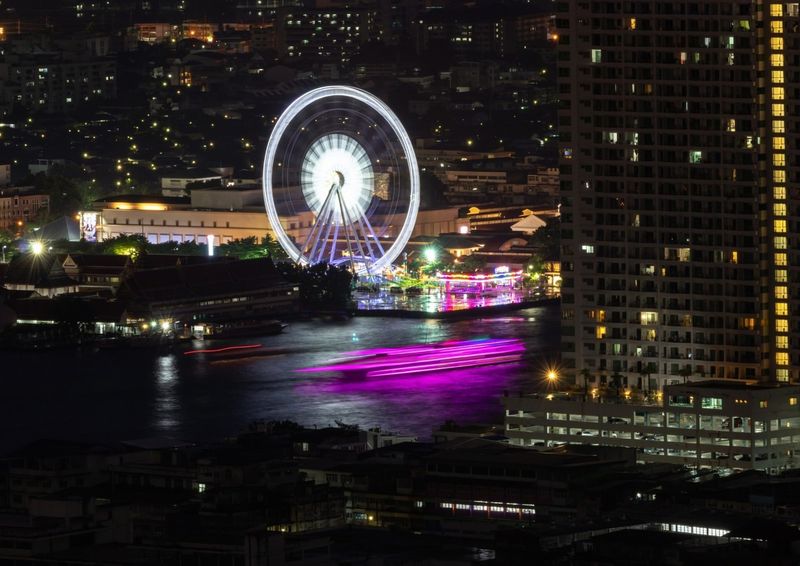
[
  {"x1": 545, "y1": 368, "x2": 559, "y2": 390},
  {"x1": 30, "y1": 241, "x2": 44, "y2": 255}
]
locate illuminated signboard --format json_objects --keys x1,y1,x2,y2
[{"x1": 80, "y1": 211, "x2": 98, "y2": 242}]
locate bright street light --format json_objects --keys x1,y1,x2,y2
[
  {"x1": 30, "y1": 241, "x2": 44, "y2": 255},
  {"x1": 424, "y1": 247, "x2": 438, "y2": 263}
]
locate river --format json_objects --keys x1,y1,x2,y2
[{"x1": 1, "y1": 303, "x2": 559, "y2": 453}]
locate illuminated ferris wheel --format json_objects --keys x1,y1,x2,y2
[{"x1": 262, "y1": 86, "x2": 420, "y2": 276}]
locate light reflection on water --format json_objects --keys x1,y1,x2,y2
[
  {"x1": 0, "y1": 304, "x2": 559, "y2": 451},
  {"x1": 154, "y1": 355, "x2": 180, "y2": 432}
]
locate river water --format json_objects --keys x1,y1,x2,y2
[{"x1": 1, "y1": 303, "x2": 559, "y2": 453}]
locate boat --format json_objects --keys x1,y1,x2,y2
[
  {"x1": 207, "y1": 319, "x2": 287, "y2": 340},
  {"x1": 184, "y1": 343, "x2": 293, "y2": 362},
  {"x1": 297, "y1": 338, "x2": 524, "y2": 378}
]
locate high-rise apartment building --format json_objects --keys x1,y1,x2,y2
[{"x1": 558, "y1": 0, "x2": 799, "y2": 388}]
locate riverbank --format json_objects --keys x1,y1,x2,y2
[{"x1": 354, "y1": 296, "x2": 559, "y2": 319}]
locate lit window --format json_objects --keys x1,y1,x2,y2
[
  {"x1": 726, "y1": 118, "x2": 736, "y2": 132},
  {"x1": 776, "y1": 319, "x2": 789, "y2": 332},
  {"x1": 776, "y1": 302, "x2": 789, "y2": 316},
  {"x1": 629, "y1": 17, "x2": 637, "y2": 29},
  {"x1": 771, "y1": 36, "x2": 784, "y2": 50},
  {"x1": 701, "y1": 397, "x2": 723, "y2": 410},
  {"x1": 772, "y1": 70, "x2": 785, "y2": 84},
  {"x1": 776, "y1": 286, "x2": 788, "y2": 299},
  {"x1": 773, "y1": 120, "x2": 785, "y2": 133},
  {"x1": 773, "y1": 103, "x2": 785, "y2": 117},
  {"x1": 596, "y1": 326, "x2": 607, "y2": 339},
  {"x1": 776, "y1": 352, "x2": 789, "y2": 365},
  {"x1": 581, "y1": 244, "x2": 595, "y2": 254},
  {"x1": 777, "y1": 336, "x2": 789, "y2": 349},
  {"x1": 771, "y1": 20, "x2": 784, "y2": 33},
  {"x1": 689, "y1": 150, "x2": 703, "y2": 163},
  {"x1": 777, "y1": 369, "x2": 790, "y2": 382},
  {"x1": 591, "y1": 49, "x2": 602, "y2": 63},
  {"x1": 774, "y1": 203, "x2": 787, "y2": 216},
  {"x1": 776, "y1": 253, "x2": 787, "y2": 266},
  {"x1": 774, "y1": 170, "x2": 786, "y2": 183},
  {"x1": 773, "y1": 153, "x2": 786, "y2": 166},
  {"x1": 774, "y1": 220, "x2": 787, "y2": 233},
  {"x1": 775, "y1": 237, "x2": 787, "y2": 250},
  {"x1": 774, "y1": 137, "x2": 785, "y2": 149},
  {"x1": 640, "y1": 311, "x2": 658, "y2": 324},
  {"x1": 770, "y1": 53, "x2": 784, "y2": 67},
  {"x1": 776, "y1": 269, "x2": 788, "y2": 282},
  {"x1": 760, "y1": 400, "x2": 769, "y2": 409},
  {"x1": 772, "y1": 87, "x2": 785, "y2": 100},
  {"x1": 791, "y1": 398, "x2": 798, "y2": 406}
]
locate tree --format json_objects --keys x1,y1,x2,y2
[
  {"x1": 220, "y1": 234, "x2": 287, "y2": 261},
  {"x1": 0, "y1": 229, "x2": 15, "y2": 262},
  {"x1": 609, "y1": 372, "x2": 625, "y2": 399},
  {"x1": 99, "y1": 234, "x2": 148, "y2": 259},
  {"x1": 639, "y1": 363, "x2": 657, "y2": 392},
  {"x1": 678, "y1": 365, "x2": 693, "y2": 384},
  {"x1": 33, "y1": 172, "x2": 97, "y2": 220},
  {"x1": 277, "y1": 262, "x2": 353, "y2": 310},
  {"x1": 450, "y1": 254, "x2": 485, "y2": 274},
  {"x1": 529, "y1": 218, "x2": 560, "y2": 259}
]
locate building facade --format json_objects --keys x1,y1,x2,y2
[
  {"x1": 0, "y1": 188, "x2": 49, "y2": 231},
  {"x1": 93, "y1": 194, "x2": 467, "y2": 248},
  {"x1": 558, "y1": 0, "x2": 800, "y2": 386},
  {"x1": 505, "y1": 381, "x2": 800, "y2": 474}
]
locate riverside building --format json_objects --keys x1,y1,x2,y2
[
  {"x1": 504, "y1": 380, "x2": 800, "y2": 473},
  {"x1": 557, "y1": 0, "x2": 800, "y2": 387}
]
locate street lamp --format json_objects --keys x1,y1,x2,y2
[
  {"x1": 423, "y1": 247, "x2": 438, "y2": 263},
  {"x1": 30, "y1": 241, "x2": 44, "y2": 255},
  {"x1": 544, "y1": 366, "x2": 560, "y2": 390},
  {"x1": 1, "y1": 245, "x2": 6, "y2": 263}
]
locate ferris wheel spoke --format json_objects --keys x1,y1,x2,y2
[
  {"x1": 350, "y1": 207, "x2": 382, "y2": 264},
  {"x1": 329, "y1": 222, "x2": 340, "y2": 264},
  {"x1": 315, "y1": 214, "x2": 336, "y2": 265},
  {"x1": 352, "y1": 215, "x2": 377, "y2": 266},
  {"x1": 345, "y1": 209, "x2": 373, "y2": 273},
  {"x1": 301, "y1": 184, "x2": 336, "y2": 258},
  {"x1": 355, "y1": 208, "x2": 386, "y2": 258},
  {"x1": 310, "y1": 196, "x2": 337, "y2": 264},
  {"x1": 335, "y1": 190, "x2": 359, "y2": 273}
]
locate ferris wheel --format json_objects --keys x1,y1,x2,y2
[{"x1": 262, "y1": 86, "x2": 420, "y2": 276}]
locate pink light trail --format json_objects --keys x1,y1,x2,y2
[{"x1": 297, "y1": 338, "x2": 525, "y2": 378}]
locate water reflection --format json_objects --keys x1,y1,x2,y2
[
  {"x1": 297, "y1": 363, "x2": 522, "y2": 431},
  {"x1": 154, "y1": 355, "x2": 181, "y2": 433}
]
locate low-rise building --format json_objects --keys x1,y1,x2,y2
[
  {"x1": 2, "y1": 253, "x2": 77, "y2": 297},
  {"x1": 0, "y1": 187, "x2": 49, "y2": 231},
  {"x1": 118, "y1": 257, "x2": 299, "y2": 325},
  {"x1": 504, "y1": 380, "x2": 800, "y2": 474},
  {"x1": 92, "y1": 194, "x2": 466, "y2": 249}
]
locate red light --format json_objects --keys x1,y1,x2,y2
[{"x1": 184, "y1": 344, "x2": 262, "y2": 355}]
